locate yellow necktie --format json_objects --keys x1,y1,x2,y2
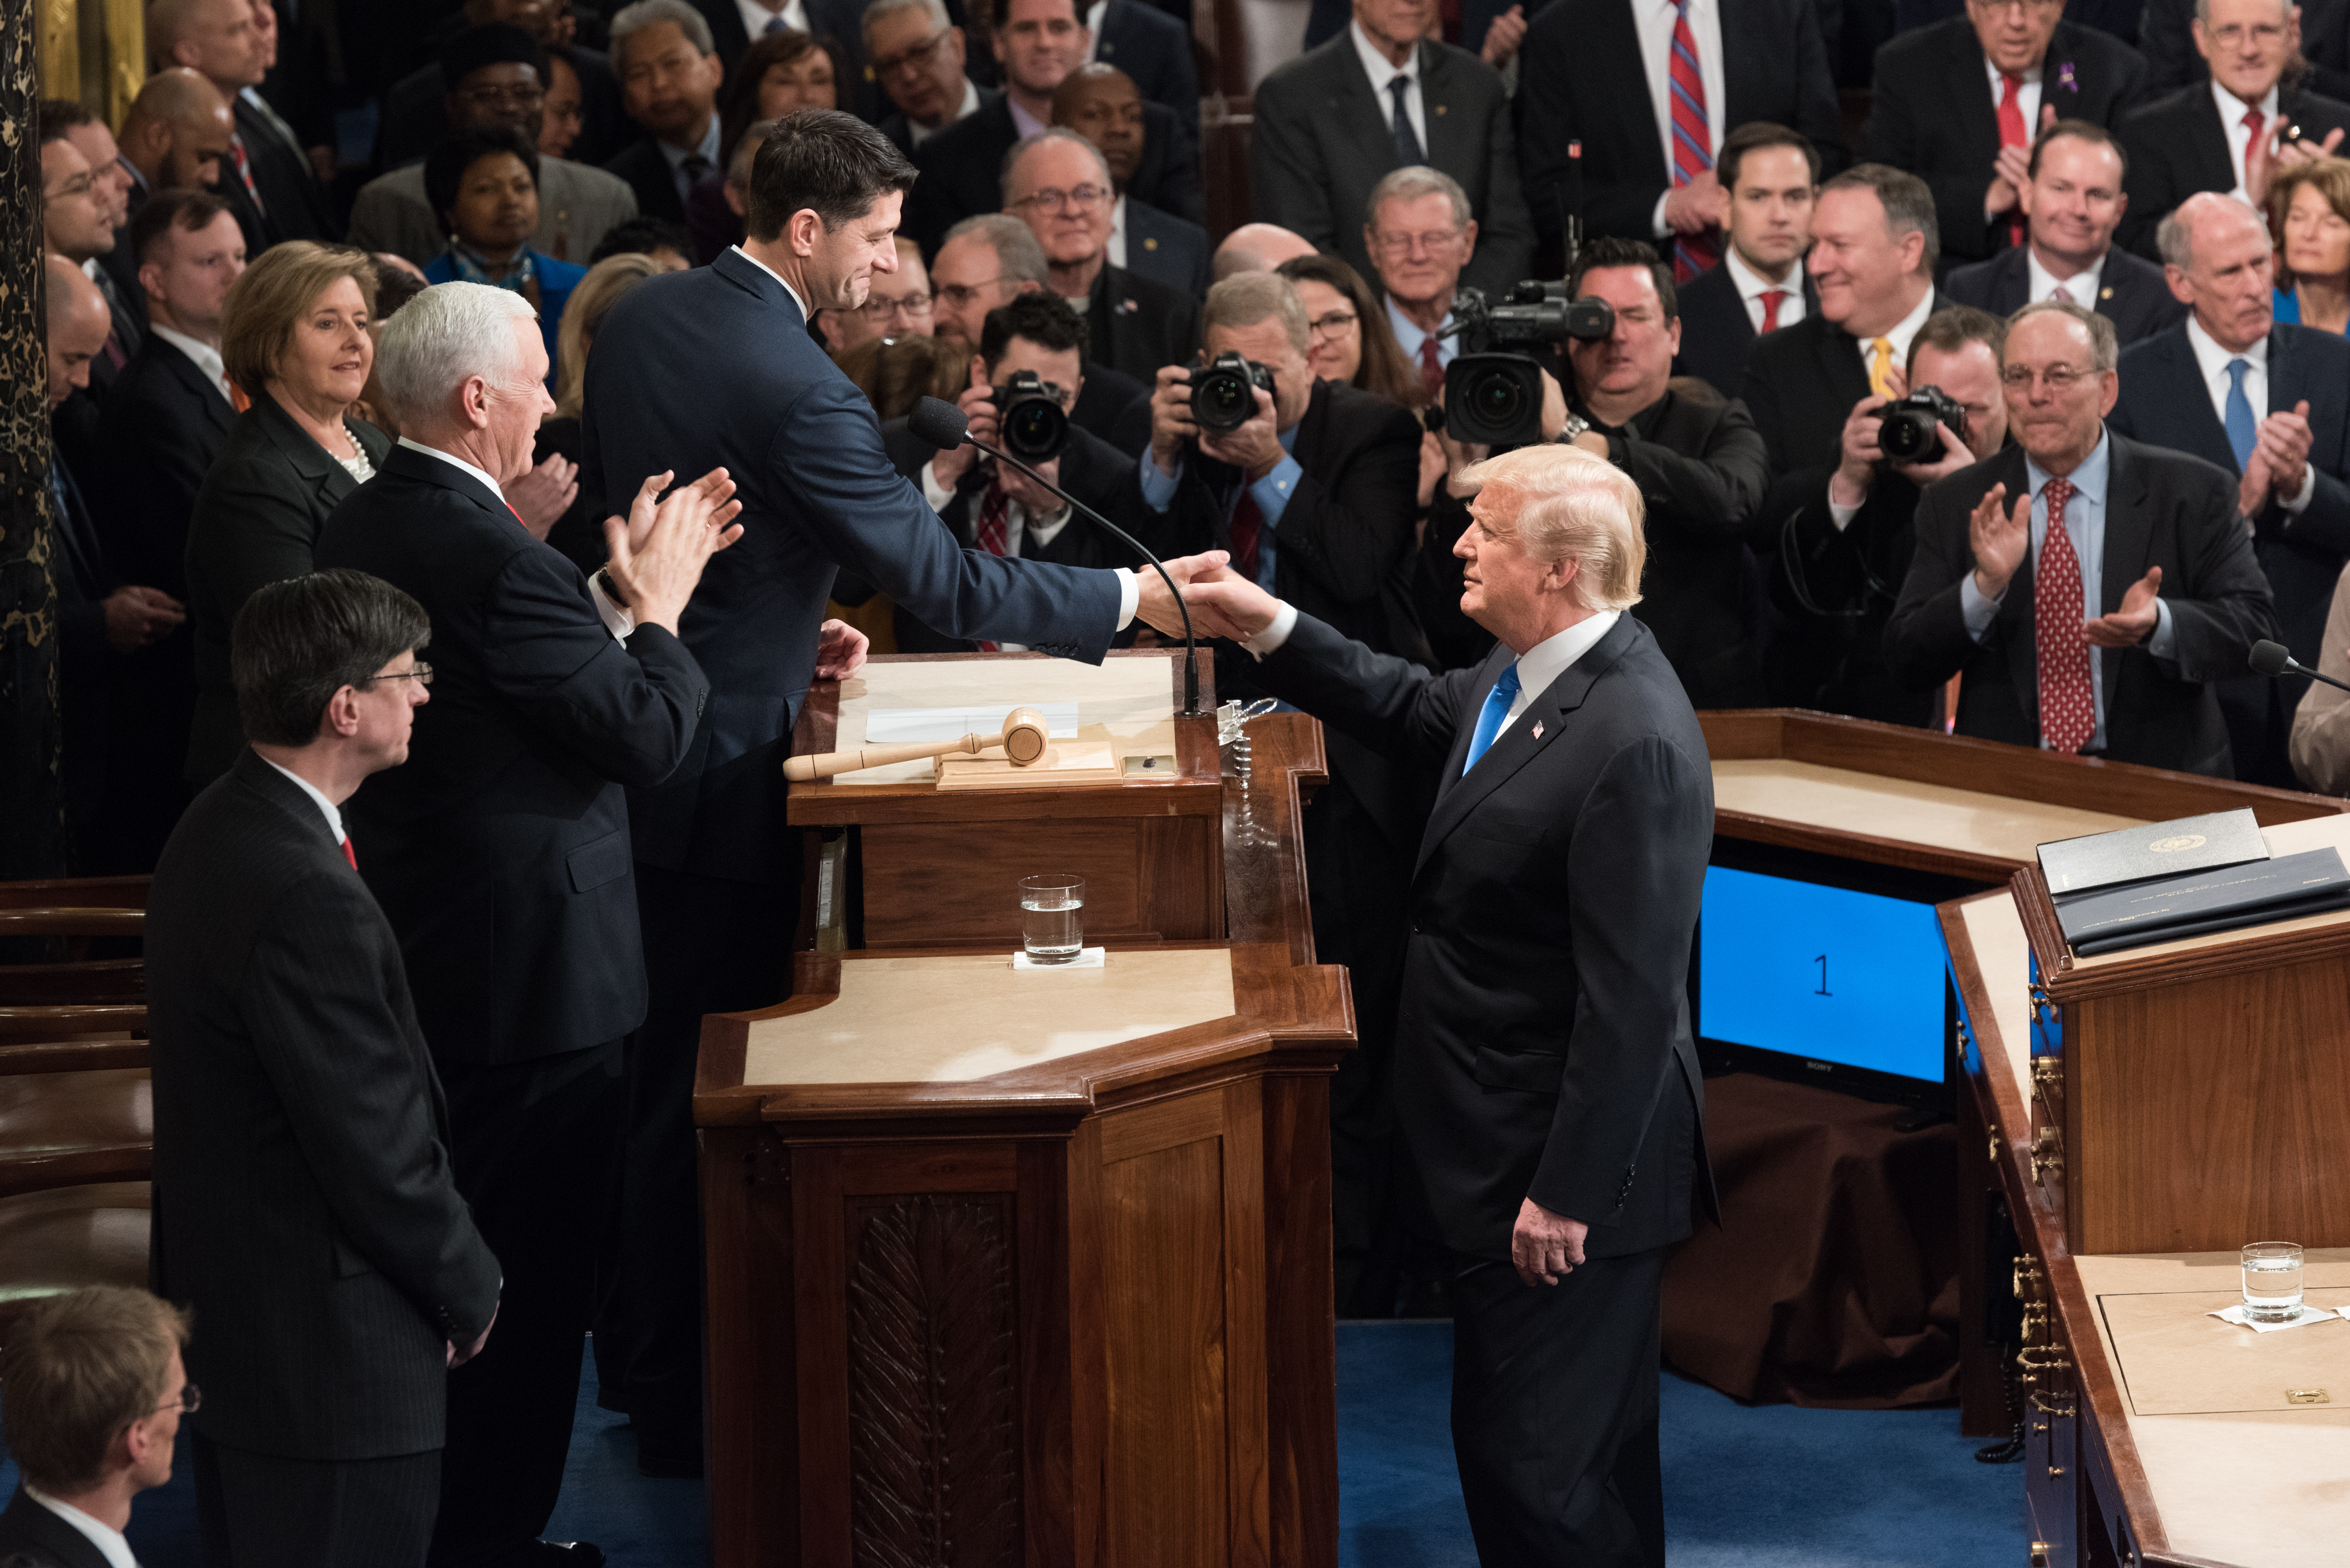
[{"x1": 1868, "y1": 337, "x2": 1894, "y2": 398}]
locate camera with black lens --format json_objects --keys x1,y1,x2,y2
[
  {"x1": 990, "y1": 369, "x2": 1070, "y2": 462},
  {"x1": 1872, "y1": 385, "x2": 1968, "y2": 465},
  {"x1": 1189, "y1": 350, "x2": 1277, "y2": 435},
  {"x1": 1441, "y1": 281, "x2": 1615, "y2": 447}
]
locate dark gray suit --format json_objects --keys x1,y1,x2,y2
[
  {"x1": 1122, "y1": 195, "x2": 1210, "y2": 298},
  {"x1": 0, "y1": 1488, "x2": 112, "y2": 1568},
  {"x1": 1941, "y1": 244, "x2": 2188, "y2": 346},
  {"x1": 2117, "y1": 83, "x2": 2350, "y2": 258},
  {"x1": 1249, "y1": 34, "x2": 1535, "y2": 296}
]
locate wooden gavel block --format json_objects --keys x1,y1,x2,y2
[{"x1": 783, "y1": 707, "x2": 1050, "y2": 781}]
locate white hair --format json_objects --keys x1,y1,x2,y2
[{"x1": 375, "y1": 282, "x2": 538, "y2": 426}]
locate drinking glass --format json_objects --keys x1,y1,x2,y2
[
  {"x1": 1019, "y1": 875, "x2": 1085, "y2": 963},
  {"x1": 2241, "y1": 1241, "x2": 2305, "y2": 1322}
]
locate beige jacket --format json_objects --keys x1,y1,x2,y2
[{"x1": 2288, "y1": 561, "x2": 2350, "y2": 793}]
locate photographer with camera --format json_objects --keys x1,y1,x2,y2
[{"x1": 1138, "y1": 270, "x2": 1432, "y2": 1319}]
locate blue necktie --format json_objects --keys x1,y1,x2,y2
[
  {"x1": 1461, "y1": 663, "x2": 1522, "y2": 775},
  {"x1": 1389, "y1": 76, "x2": 1423, "y2": 166},
  {"x1": 2224, "y1": 358, "x2": 2258, "y2": 473}
]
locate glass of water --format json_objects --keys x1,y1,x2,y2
[
  {"x1": 1018, "y1": 875, "x2": 1085, "y2": 964},
  {"x1": 2242, "y1": 1241, "x2": 2305, "y2": 1322}
]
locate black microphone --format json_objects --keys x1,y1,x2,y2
[
  {"x1": 908, "y1": 396, "x2": 1203, "y2": 718},
  {"x1": 2249, "y1": 638, "x2": 2350, "y2": 694}
]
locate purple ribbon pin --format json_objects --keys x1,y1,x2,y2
[{"x1": 2058, "y1": 60, "x2": 2078, "y2": 92}]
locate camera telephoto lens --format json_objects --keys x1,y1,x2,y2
[
  {"x1": 1470, "y1": 367, "x2": 1528, "y2": 428},
  {"x1": 1002, "y1": 397, "x2": 1066, "y2": 462}
]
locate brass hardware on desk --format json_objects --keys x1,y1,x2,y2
[
  {"x1": 2031, "y1": 1056, "x2": 2060, "y2": 1092},
  {"x1": 2028, "y1": 980, "x2": 2049, "y2": 1021},
  {"x1": 2047, "y1": 1461, "x2": 2067, "y2": 1480},
  {"x1": 2287, "y1": 1388, "x2": 2330, "y2": 1405},
  {"x1": 2031, "y1": 1126, "x2": 2064, "y2": 1186},
  {"x1": 2020, "y1": 1301, "x2": 2050, "y2": 1344},
  {"x1": 2031, "y1": 1544, "x2": 2052, "y2": 1567},
  {"x1": 2031, "y1": 1388, "x2": 2077, "y2": 1418},
  {"x1": 2014, "y1": 1254, "x2": 2042, "y2": 1301},
  {"x1": 1990, "y1": 1132, "x2": 2002, "y2": 1162}
]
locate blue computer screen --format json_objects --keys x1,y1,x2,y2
[{"x1": 1698, "y1": 867, "x2": 1946, "y2": 1083}]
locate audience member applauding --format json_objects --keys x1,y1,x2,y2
[
  {"x1": 816, "y1": 236, "x2": 936, "y2": 350},
  {"x1": 1215, "y1": 222, "x2": 1320, "y2": 282},
  {"x1": 2269, "y1": 156, "x2": 2350, "y2": 333},
  {"x1": 149, "y1": 0, "x2": 333, "y2": 248},
  {"x1": 1866, "y1": 0, "x2": 2148, "y2": 270},
  {"x1": 0, "y1": 1288, "x2": 191, "y2": 1567},
  {"x1": 541, "y1": 253, "x2": 673, "y2": 571},
  {"x1": 905, "y1": 0, "x2": 1098, "y2": 252},
  {"x1": 185, "y1": 245, "x2": 391, "y2": 785},
  {"x1": 1004, "y1": 128, "x2": 1201, "y2": 383},
  {"x1": 1673, "y1": 123, "x2": 1821, "y2": 399},
  {"x1": 1277, "y1": 252, "x2": 1424, "y2": 411},
  {"x1": 1363, "y1": 167, "x2": 1477, "y2": 406},
  {"x1": 1052, "y1": 63, "x2": 1207, "y2": 292},
  {"x1": 1945, "y1": 121, "x2": 2188, "y2": 345},
  {"x1": 2118, "y1": 0, "x2": 2350, "y2": 258},
  {"x1": 866, "y1": 0, "x2": 989, "y2": 156},
  {"x1": 421, "y1": 128, "x2": 592, "y2": 387},
  {"x1": 1887, "y1": 301, "x2": 2279, "y2": 774},
  {"x1": 347, "y1": 23, "x2": 641, "y2": 269},
  {"x1": 147, "y1": 569, "x2": 504, "y2": 1568},
  {"x1": 2111, "y1": 192, "x2": 2350, "y2": 784},
  {"x1": 314, "y1": 281, "x2": 742, "y2": 1555},
  {"x1": 605, "y1": 0, "x2": 730, "y2": 223},
  {"x1": 1252, "y1": 0, "x2": 1532, "y2": 298},
  {"x1": 114, "y1": 68, "x2": 238, "y2": 216}
]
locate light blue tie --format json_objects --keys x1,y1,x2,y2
[
  {"x1": 1461, "y1": 663, "x2": 1522, "y2": 775},
  {"x1": 2224, "y1": 358, "x2": 2258, "y2": 473}
]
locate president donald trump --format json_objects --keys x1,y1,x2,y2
[{"x1": 1176, "y1": 445, "x2": 1715, "y2": 1565}]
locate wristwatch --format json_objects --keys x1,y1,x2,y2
[
  {"x1": 594, "y1": 567, "x2": 630, "y2": 609},
  {"x1": 1555, "y1": 413, "x2": 1591, "y2": 445}
]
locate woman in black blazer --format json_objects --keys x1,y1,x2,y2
[{"x1": 184, "y1": 243, "x2": 392, "y2": 784}]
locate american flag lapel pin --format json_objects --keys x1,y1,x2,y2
[{"x1": 1531, "y1": 721, "x2": 1545, "y2": 741}]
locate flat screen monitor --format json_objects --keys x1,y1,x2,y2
[{"x1": 1695, "y1": 864, "x2": 1951, "y2": 1103}]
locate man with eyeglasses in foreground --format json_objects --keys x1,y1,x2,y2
[
  {"x1": 145, "y1": 570, "x2": 505, "y2": 1568},
  {"x1": 1002, "y1": 126, "x2": 1199, "y2": 384},
  {"x1": 1885, "y1": 300, "x2": 2277, "y2": 774},
  {"x1": 0, "y1": 1287, "x2": 195, "y2": 1567}
]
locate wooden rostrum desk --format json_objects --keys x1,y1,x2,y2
[{"x1": 695, "y1": 650, "x2": 1354, "y2": 1567}]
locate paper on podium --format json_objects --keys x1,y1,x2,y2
[
  {"x1": 864, "y1": 702, "x2": 1080, "y2": 744},
  {"x1": 825, "y1": 656, "x2": 1178, "y2": 785}
]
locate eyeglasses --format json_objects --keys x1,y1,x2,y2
[
  {"x1": 871, "y1": 26, "x2": 952, "y2": 78},
  {"x1": 43, "y1": 172, "x2": 95, "y2": 204},
  {"x1": 1306, "y1": 310, "x2": 1360, "y2": 338},
  {"x1": 151, "y1": 1382, "x2": 201, "y2": 1417},
  {"x1": 2205, "y1": 21, "x2": 2287, "y2": 47},
  {"x1": 858, "y1": 290, "x2": 934, "y2": 322},
  {"x1": 934, "y1": 277, "x2": 1006, "y2": 309},
  {"x1": 1998, "y1": 364, "x2": 2097, "y2": 392},
  {"x1": 456, "y1": 84, "x2": 547, "y2": 111},
  {"x1": 1013, "y1": 184, "x2": 1110, "y2": 215},
  {"x1": 1972, "y1": 0, "x2": 2063, "y2": 15},
  {"x1": 362, "y1": 662, "x2": 434, "y2": 686},
  {"x1": 1369, "y1": 227, "x2": 1465, "y2": 257}
]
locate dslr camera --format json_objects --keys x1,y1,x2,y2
[
  {"x1": 1442, "y1": 281, "x2": 1615, "y2": 446},
  {"x1": 990, "y1": 369, "x2": 1071, "y2": 463},
  {"x1": 1189, "y1": 350, "x2": 1277, "y2": 435},
  {"x1": 1872, "y1": 385, "x2": 1968, "y2": 465}
]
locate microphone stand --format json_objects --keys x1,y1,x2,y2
[{"x1": 2260, "y1": 650, "x2": 2350, "y2": 696}]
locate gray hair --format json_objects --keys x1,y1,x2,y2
[
  {"x1": 1000, "y1": 128, "x2": 1112, "y2": 205},
  {"x1": 1820, "y1": 162, "x2": 1940, "y2": 275},
  {"x1": 862, "y1": 0, "x2": 951, "y2": 44},
  {"x1": 375, "y1": 281, "x2": 539, "y2": 425},
  {"x1": 2008, "y1": 299, "x2": 2119, "y2": 373},
  {"x1": 2156, "y1": 190, "x2": 2267, "y2": 270},
  {"x1": 1366, "y1": 165, "x2": 1471, "y2": 230},
  {"x1": 1204, "y1": 271, "x2": 1312, "y2": 357},
  {"x1": 610, "y1": 0, "x2": 716, "y2": 68},
  {"x1": 941, "y1": 212, "x2": 1049, "y2": 286}
]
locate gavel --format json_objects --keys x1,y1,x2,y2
[{"x1": 784, "y1": 707, "x2": 1050, "y2": 781}]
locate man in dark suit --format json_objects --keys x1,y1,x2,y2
[
  {"x1": 315, "y1": 281, "x2": 742, "y2": 1560},
  {"x1": 151, "y1": 0, "x2": 333, "y2": 249},
  {"x1": 145, "y1": 568, "x2": 504, "y2": 1568},
  {"x1": 1251, "y1": 0, "x2": 1534, "y2": 296},
  {"x1": 604, "y1": 0, "x2": 729, "y2": 223},
  {"x1": 377, "y1": 3, "x2": 631, "y2": 170},
  {"x1": 2117, "y1": 0, "x2": 2350, "y2": 257},
  {"x1": 1054, "y1": 63, "x2": 1208, "y2": 291},
  {"x1": 1887, "y1": 302, "x2": 2278, "y2": 774},
  {"x1": 1944, "y1": 120, "x2": 2188, "y2": 345},
  {"x1": 1742, "y1": 164, "x2": 1949, "y2": 719},
  {"x1": 1515, "y1": 0, "x2": 1843, "y2": 271},
  {"x1": 1090, "y1": 0, "x2": 1201, "y2": 119},
  {"x1": 1133, "y1": 270, "x2": 1432, "y2": 1314},
  {"x1": 1005, "y1": 128, "x2": 1201, "y2": 383},
  {"x1": 1177, "y1": 442, "x2": 1714, "y2": 1564},
  {"x1": 1865, "y1": 0, "x2": 2147, "y2": 269},
  {"x1": 582, "y1": 110, "x2": 1181, "y2": 1475},
  {"x1": 866, "y1": 0, "x2": 993, "y2": 155},
  {"x1": 39, "y1": 127, "x2": 140, "y2": 395},
  {"x1": 1672, "y1": 122, "x2": 1822, "y2": 398},
  {"x1": 2111, "y1": 191, "x2": 2350, "y2": 783},
  {"x1": 692, "y1": 0, "x2": 877, "y2": 120},
  {"x1": 0, "y1": 1288, "x2": 192, "y2": 1568},
  {"x1": 115, "y1": 67, "x2": 238, "y2": 218}
]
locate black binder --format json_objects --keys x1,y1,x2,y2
[{"x1": 2058, "y1": 847, "x2": 2350, "y2": 956}]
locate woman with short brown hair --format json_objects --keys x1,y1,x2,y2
[{"x1": 2269, "y1": 157, "x2": 2350, "y2": 337}]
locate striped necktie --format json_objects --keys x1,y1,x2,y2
[{"x1": 1667, "y1": 0, "x2": 1718, "y2": 280}]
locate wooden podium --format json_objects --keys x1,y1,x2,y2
[{"x1": 697, "y1": 653, "x2": 1352, "y2": 1567}]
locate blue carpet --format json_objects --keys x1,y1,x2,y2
[{"x1": 6, "y1": 1326, "x2": 2018, "y2": 1565}]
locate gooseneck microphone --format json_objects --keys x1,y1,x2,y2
[
  {"x1": 908, "y1": 395, "x2": 1203, "y2": 718},
  {"x1": 2249, "y1": 639, "x2": 2350, "y2": 695}
]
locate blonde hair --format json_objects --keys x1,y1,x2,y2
[
  {"x1": 1457, "y1": 444, "x2": 1646, "y2": 611},
  {"x1": 0, "y1": 1287, "x2": 190, "y2": 1493},
  {"x1": 220, "y1": 242, "x2": 379, "y2": 397},
  {"x1": 554, "y1": 253, "x2": 665, "y2": 419}
]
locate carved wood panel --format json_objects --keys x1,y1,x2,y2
[{"x1": 845, "y1": 1194, "x2": 1022, "y2": 1568}]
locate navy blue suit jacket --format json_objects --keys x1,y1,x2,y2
[
  {"x1": 1122, "y1": 195, "x2": 1211, "y2": 297},
  {"x1": 584, "y1": 248, "x2": 1126, "y2": 885}
]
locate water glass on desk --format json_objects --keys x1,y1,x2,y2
[
  {"x1": 2242, "y1": 1241, "x2": 2305, "y2": 1322},
  {"x1": 1019, "y1": 874, "x2": 1085, "y2": 963}
]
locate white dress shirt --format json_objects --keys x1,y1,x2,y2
[
  {"x1": 1350, "y1": 21, "x2": 1427, "y2": 157},
  {"x1": 1725, "y1": 246, "x2": 1806, "y2": 333},
  {"x1": 1107, "y1": 191, "x2": 1129, "y2": 271},
  {"x1": 397, "y1": 436, "x2": 640, "y2": 638},
  {"x1": 2215, "y1": 79, "x2": 2282, "y2": 203},
  {"x1": 24, "y1": 1487, "x2": 139, "y2": 1568},
  {"x1": 736, "y1": 0, "x2": 807, "y2": 41},
  {"x1": 2025, "y1": 246, "x2": 2102, "y2": 304},
  {"x1": 910, "y1": 79, "x2": 983, "y2": 147},
  {"x1": 149, "y1": 324, "x2": 235, "y2": 404},
  {"x1": 914, "y1": 465, "x2": 1077, "y2": 651},
  {"x1": 1984, "y1": 55, "x2": 2043, "y2": 145},
  {"x1": 2184, "y1": 313, "x2": 2317, "y2": 514},
  {"x1": 1084, "y1": 0, "x2": 1107, "y2": 56},
  {"x1": 1387, "y1": 295, "x2": 1456, "y2": 374},
  {"x1": 258, "y1": 754, "x2": 347, "y2": 846},
  {"x1": 1634, "y1": 0, "x2": 1726, "y2": 238}
]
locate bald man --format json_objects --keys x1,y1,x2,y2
[
  {"x1": 119, "y1": 68, "x2": 238, "y2": 210},
  {"x1": 151, "y1": 0, "x2": 331, "y2": 248},
  {"x1": 1212, "y1": 222, "x2": 1319, "y2": 282},
  {"x1": 1051, "y1": 63, "x2": 1207, "y2": 296}
]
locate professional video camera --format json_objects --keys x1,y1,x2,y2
[
  {"x1": 1441, "y1": 281, "x2": 1614, "y2": 446},
  {"x1": 1872, "y1": 385, "x2": 1968, "y2": 465},
  {"x1": 1188, "y1": 350, "x2": 1277, "y2": 435},
  {"x1": 991, "y1": 369, "x2": 1070, "y2": 462}
]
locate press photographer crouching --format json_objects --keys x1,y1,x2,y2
[{"x1": 876, "y1": 293, "x2": 1143, "y2": 652}]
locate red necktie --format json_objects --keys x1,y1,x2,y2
[
  {"x1": 341, "y1": 837, "x2": 358, "y2": 870},
  {"x1": 1997, "y1": 74, "x2": 2028, "y2": 248},
  {"x1": 1228, "y1": 491, "x2": 1263, "y2": 584},
  {"x1": 974, "y1": 479, "x2": 1010, "y2": 651},
  {"x1": 1759, "y1": 289, "x2": 1786, "y2": 333},
  {"x1": 228, "y1": 133, "x2": 265, "y2": 213},
  {"x1": 1419, "y1": 334, "x2": 1445, "y2": 403},
  {"x1": 2033, "y1": 477, "x2": 2096, "y2": 754},
  {"x1": 2243, "y1": 107, "x2": 2268, "y2": 194},
  {"x1": 1668, "y1": 0, "x2": 1719, "y2": 280}
]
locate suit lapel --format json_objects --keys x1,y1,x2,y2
[
  {"x1": 2268, "y1": 324, "x2": 2303, "y2": 415},
  {"x1": 2187, "y1": 88, "x2": 2239, "y2": 200},
  {"x1": 1419, "y1": 44, "x2": 1459, "y2": 169},
  {"x1": 154, "y1": 336, "x2": 236, "y2": 434},
  {"x1": 1943, "y1": 31, "x2": 2003, "y2": 186},
  {"x1": 2148, "y1": 328, "x2": 2238, "y2": 472},
  {"x1": 1329, "y1": 37, "x2": 1394, "y2": 163}
]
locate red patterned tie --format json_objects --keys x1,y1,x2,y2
[
  {"x1": 1228, "y1": 491, "x2": 1263, "y2": 584},
  {"x1": 1997, "y1": 75, "x2": 2028, "y2": 248},
  {"x1": 973, "y1": 480, "x2": 1010, "y2": 651},
  {"x1": 1668, "y1": 0, "x2": 1719, "y2": 280},
  {"x1": 1759, "y1": 289, "x2": 1786, "y2": 333},
  {"x1": 2033, "y1": 477, "x2": 2096, "y2": 754},
  {"x1": 1419, "y1": 334, "x2": 1445, "y2": 403}
]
